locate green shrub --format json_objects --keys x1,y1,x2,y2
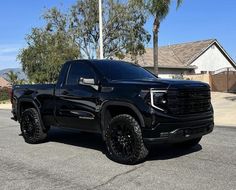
[
  {"x1": 0, "y1": 87, "x2": 11, "y2": 101},
  {"x1": 172, "y1": 74, "x2": 184, "y2": 80}
]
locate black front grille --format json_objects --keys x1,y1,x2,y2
[{"x1": 167, "y1": 88, "x2": 211, "y2": 115}]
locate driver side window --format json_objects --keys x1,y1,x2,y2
[{"x1": 66, "y1": 62, "x2": 96, "y2": 85}]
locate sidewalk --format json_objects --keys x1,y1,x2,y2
[
  {"x1": 0, "y1": 103, "x2": 11, "y2": 110},
  {"x1": 211, "y1": 92, "x2": 236, "y2": 127}
]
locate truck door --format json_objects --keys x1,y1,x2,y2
[{"x1": 54, "y1": 62, "x2": 100, "y2": 132}]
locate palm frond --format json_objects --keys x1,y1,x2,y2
[{"x1": 177, "y1": 0, "x2": 183, "y2": 8}]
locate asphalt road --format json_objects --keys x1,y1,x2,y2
[{"x1": 0, "y1": 110, "x2": 235, "y2": 190}]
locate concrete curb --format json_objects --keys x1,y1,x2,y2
[{"x1": 215, "y1": 123, "x2": 236, "y2": 128}]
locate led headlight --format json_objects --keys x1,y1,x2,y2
[{"x1": 150, "y1": 89, "x2": 168, "y2": 112}]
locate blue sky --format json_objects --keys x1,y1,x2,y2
[{"x1": 0, "y1": 0, "x2": 236, "y2": 70}]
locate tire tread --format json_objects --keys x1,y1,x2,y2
[
  {"x1": 20, "y1": 108, "x2": 47, "y2": 144},
  {"x1": 105, "y1": 114, "x2": 148, "y2": 164}
]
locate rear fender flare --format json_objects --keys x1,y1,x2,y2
[{"x1": 18, "y1": 98, "x2": 46, "y2": 131}]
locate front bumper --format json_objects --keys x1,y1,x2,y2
[{"x1": 142, "y1": 110, "x2": 214, "y2": 144}]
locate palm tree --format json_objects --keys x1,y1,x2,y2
[
  {"x1": 18, "y1": 79, "x2": 26, "y2": 85},
  {"x1": 4, "y1": 70, "x2": 19, "y2": 85},
  {"x1": 134, "y1": 0, "x2": 183, "y2": 76}
]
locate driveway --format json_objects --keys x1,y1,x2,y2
[
  {"x1": 211, "y1": 92, "x2": 236, "y2": 126},
  {"x1": 0, "y1": 110, "x2": 236, "y2": 190}
]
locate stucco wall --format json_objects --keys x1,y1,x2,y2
[
  {"x1": 183, "y1": 74, "x2": 211, "y2": 85},
  {"x1": 191, "y1": 44, "x2": 235, "y2": 73},
  {"x1": 146, "y1": 67, "x2": 192, "y2": 79}
]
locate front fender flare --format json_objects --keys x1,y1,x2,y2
[{"x1": 100, "y1": 101, "x2": 145, "y2": 139}]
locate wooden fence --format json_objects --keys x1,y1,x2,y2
[{"x1": 184, "y1": 68, "x2": 236, "y2": 93}]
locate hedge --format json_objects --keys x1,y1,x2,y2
[{"x1": 0, "y1": 87, "x2": 11, "y2": 101}]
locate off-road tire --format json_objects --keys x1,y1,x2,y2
[
  {"x1": 20, "y1": 108, "x2": 47, "y2": 144},
  {"x1": 105, "y1": 114, "x2": 149, "y2": 164}
]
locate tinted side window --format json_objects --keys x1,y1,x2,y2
[{"x1": 66, "y1": 63, "x2": 95, "y2": 85}]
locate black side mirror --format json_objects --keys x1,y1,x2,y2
[
  {"x1": 80, "y1": 78, "x2": 95, "y2": 85},
  {"x1": 79, "y1": 78, "x2": 99, "y2": 90}
]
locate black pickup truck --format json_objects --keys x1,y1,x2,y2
[{"x1": 11, "y1": 60, "x2": 214, "y2": 164}]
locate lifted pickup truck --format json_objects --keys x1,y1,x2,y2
[{"x1": 12, "y1": 60, "x2": 214, "y2": 164}]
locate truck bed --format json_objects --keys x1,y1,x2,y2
[
  {"x1": 12, "y1": 84, "x2": 55, "y2": 121},
  {"x1": 13, "y1": 84, "x2": 55, "y2": 97}
]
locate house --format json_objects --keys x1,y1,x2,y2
[
  {"x1": 121, "y1": 39, "x2": 236, "y2": 78},
  {"x1": 0, "y1": 77, "x2": 10, "y2": 88}
]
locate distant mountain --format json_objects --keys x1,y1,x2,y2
[{"x1": 0, "y1": 68, "x2": 27, "y2": 80}]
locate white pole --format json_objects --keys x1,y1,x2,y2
[{"x1": 99, "y1": 0, "x2": 104, "y2": 59}]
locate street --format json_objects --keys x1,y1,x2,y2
[{"x1": 0, "y1": 109, "x2": 235, "y2": 190}]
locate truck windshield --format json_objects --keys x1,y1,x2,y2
[{"x1": 92, "y1": 60, "x2": 158, "y2": 81}]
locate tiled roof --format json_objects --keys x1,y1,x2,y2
[
  {"x1": 0, "y1": 77, "x2": 10, "y2": 87},
  {"x1": 121, "y1": 39, "x2": 216, "y2": 68}
]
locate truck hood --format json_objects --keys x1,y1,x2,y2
[{"x1": 109, "y1": 78, "x2": 209, "y2": 90}]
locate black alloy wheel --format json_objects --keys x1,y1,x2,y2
[
  {"x1": 105, "y1": 114, "x2": 148, "y2": 164},
  {"x1": 20, "y1": 108, "x2": 47, "y2": 144}
]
